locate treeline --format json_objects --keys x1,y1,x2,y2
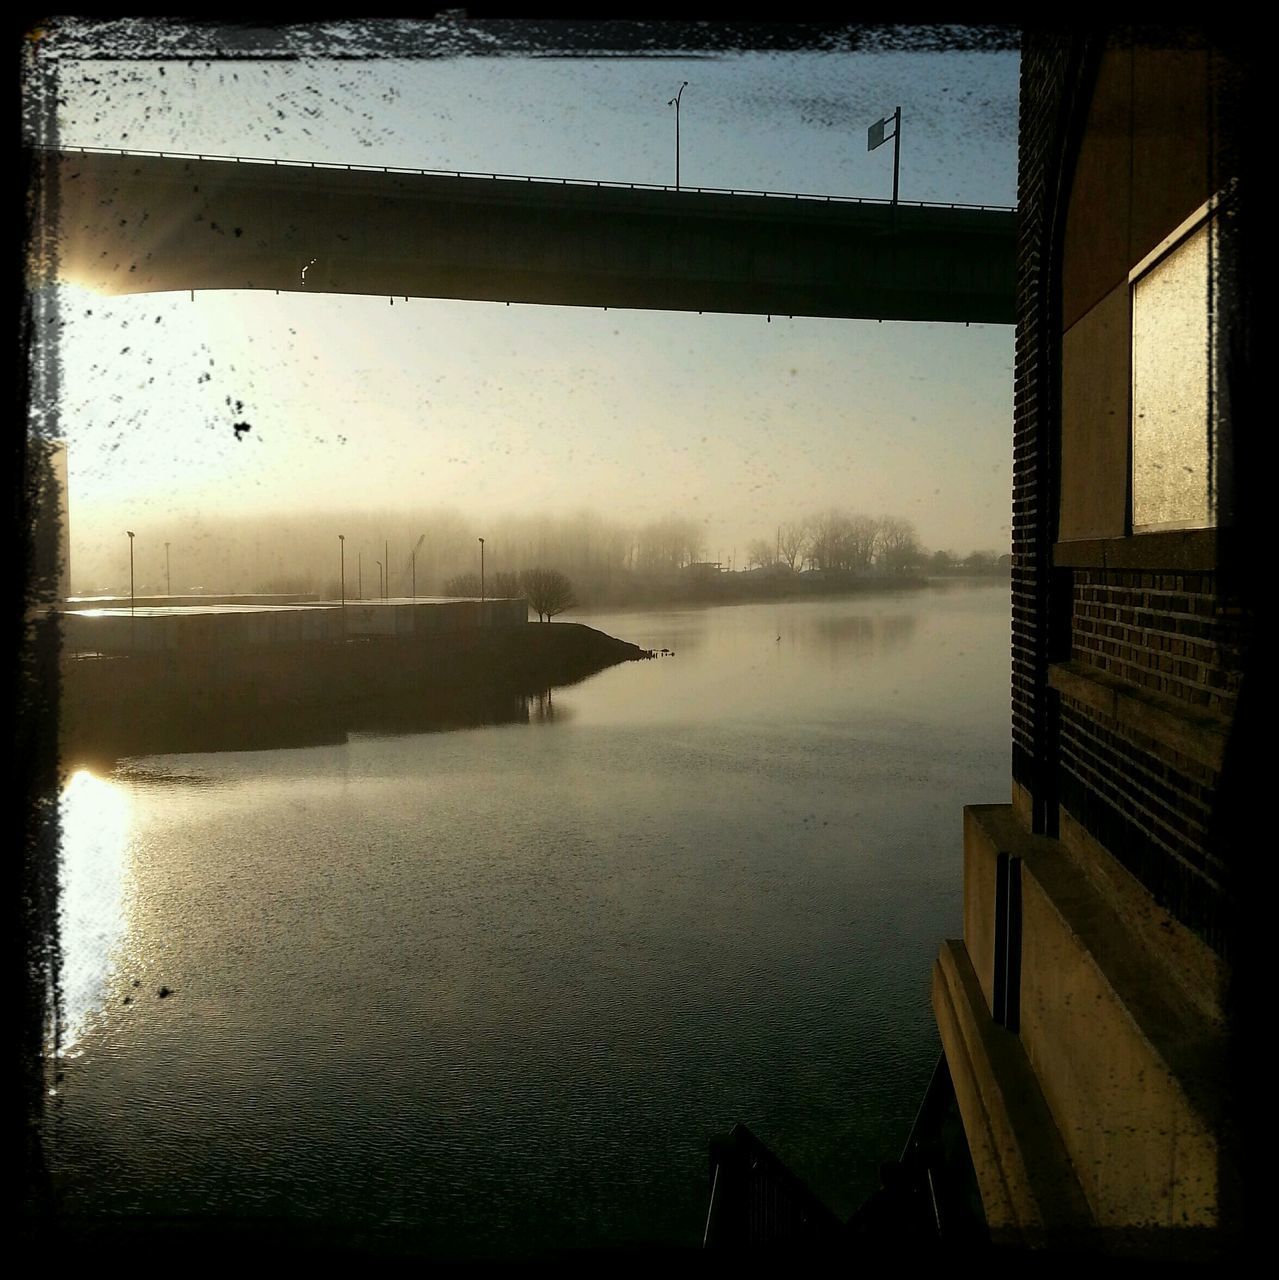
[
  {"x1": 73, "y1": 508, "x2": 707, "y2": 600},
  {"x1": 71, "y1": 505, "x2": 1006, "y2": 603},
  {"x1": 443, "y1": 568, "x2": 577, "y2": 622},
  {"x1": 927, "y1": 549, "x2": 1012, "y2": 575},
  {"x1": 744, "y1": 512, "x2": 924, "y2": 575},
  {"x1": 743, "y1": 515, "x2": 1011, "y2": 576}
]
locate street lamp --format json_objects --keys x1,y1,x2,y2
[
  {"x1": 339, "y1": 534, "x2": 345, "y2": 610},
  {"x1": 165, "y1": 541, "x2": 171, "y2": 597},
  {"x1": 358, "y1": 551, "x2": 363, "y2": 601},
  {"x1": 376, "y1": 560, "x2": 383, "y2": 601},
  {"x1": 478, "y1": 537, "x2": 485, "y2": 603},
  {"x1": 127, "y1": 530, "x2": 135, "y2": 651},
  {"x1": 385, "y1": 539, "x2": 389, "y2": 600},
  {"x1": 867, "y1": 106, "x2": 902, "y2": 205},
  {"x1": 668, "y1": 81, "x2": 688, "y2": 190},
  {"x1": 411, "y1": 533, "x2": 425, "y2": 601}
]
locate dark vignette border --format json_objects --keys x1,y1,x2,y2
[{"x1": 15, "y1": 13, "x2": 1252, "y2": 1260}]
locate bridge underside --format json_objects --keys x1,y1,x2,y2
[{"x1": 35, "y1": 152, "x2": 1015, "y2": 325}]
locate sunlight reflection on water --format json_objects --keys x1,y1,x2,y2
[{"x1": 55, "y1": 769, "x2": 132, "y2": 1057}]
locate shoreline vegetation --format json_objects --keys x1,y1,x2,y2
[{"x1": 555, "y1": 566, "x2": 1009, "y2": 613}]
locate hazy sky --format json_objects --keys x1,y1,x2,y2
[{"x1": 29, "y1": 22, "x2": 1020, "y2": 579}]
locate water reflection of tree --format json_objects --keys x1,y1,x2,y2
[
  {"x1": 529, "y1": 687, "x2": 573, "y2": 725},
  {"x1": 805, "y1": 613, "x2": 918, "y2": 659}
]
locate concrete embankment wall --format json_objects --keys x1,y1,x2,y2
[{"x1": 60, "y1": 597, "x2": 527, "y2": 656}]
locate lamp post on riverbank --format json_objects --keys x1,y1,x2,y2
[
  {"x1": 127, "y1": 530, "x2": 135, "y2": 651},
  {"x1": 411, "y1": 533, "x2": 425, "y2": 601},
  {"x1": 479, "y1": 537, "x2": 485, "y2": 603},
  {"x1": 668, "y1": 81, "x2": 688, "y2": 190},
  {"x1": 165, "y1": 541, "x2": 170, "y2": 596},
  {"x1": 376, "y1": 560, "x2": 383, "y2": 601},
  {"x1": 339, "y1": 534, "x2": 345, "y2": 611}
]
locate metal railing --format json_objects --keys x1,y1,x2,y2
[
  {"x1": 704, "y1": 1123, "x2": 844, "y2": 1249},
  {"x1": 37, "y1": 143, "x2": 1016, "y2": 213}
]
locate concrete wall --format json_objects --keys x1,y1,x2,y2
[
  {"x1": 1058, "y1": 284, "x2": 1129, "y2": 541},
  {"x1": 64, "y1": 597, "x2": 527, "y2": 654},
  {"x1": 1060, "y1": 46, "x2": 1219, "y2": 333},
  {"x1": 347, "y1": 598, "x2": 526, "y2": 635},
  {"x1": 64, "y1": 593, "x2": 320, "y2": 610},
  {"x1": 962, "y1": 805, "x2": 1002, "y2": 1015},
  {"x1": 1017, "y1": 842, "x2": 1219, "y2": 1228},
  {"x1": 63, "y1": 607, "x2": 346, "y2": 654}
]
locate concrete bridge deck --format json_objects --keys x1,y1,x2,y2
[{"x1": 33, "y1": 148, "x2": 1015, "y2": 324}]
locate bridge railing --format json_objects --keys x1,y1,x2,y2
[{"x1": 36, "y1": 143, "x2": 1016, "y2": 213}]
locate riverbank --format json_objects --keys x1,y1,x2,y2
[
  {"x1": 566, "y1": 570, "x2": 928, "y2": 611},
  {"x1": 565, "y1": 569, "x2": 1011, "y2": 612},
  {"x1": 567, "y1": 571, "x2": 1007, "y2": 615},
  {"x1": 60, "y1": 622, "x2": 648, "y2": 767}
]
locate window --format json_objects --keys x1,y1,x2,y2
[{"x1": 1129, "y1": 198, "x2": 1225, "y2": 533}]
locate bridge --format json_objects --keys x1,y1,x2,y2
[{"x1": 34, "y1": 148, "x2": 1015, "y2": 325}]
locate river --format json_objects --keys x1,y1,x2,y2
[{"x1": 47, "y1": 579, "x2": 1010, "y2": 1255}]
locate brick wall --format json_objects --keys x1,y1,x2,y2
[
  {"x1": 1011, "y1": 37, "x2": 1077, "y2": 820},
  {"x1": 1058, "y1": 693, "x2": 1228, "y2": 954},
  {"x1": 1071, "y1": 569, "x2": 1245, "y2": 714},
  {"x1": 1060, "y1": 567, "x2": 1243, "y2": 955}
]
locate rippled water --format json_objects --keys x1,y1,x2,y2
[{"x1": 47, "y1": 580, "x2": 1009, "y2": 1255}]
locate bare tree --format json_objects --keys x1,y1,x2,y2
[
  {"x1": 846, "y1": 515, "x2": 882, "y2": 570},
  {"x1": 635, "y1": 517, "x2": 703, "y2": 572},
  {"x1": 876, "y1": 517, "x2": 922, "y2": 574},
  {"x1": 746, "y1": 538, "x2": 774, "y2": 570},
  {"x1": 808, "y1": 510, "x2": 851, "y2": 571},
  {"x1": 521, "y1": 567, "x2": 578, "y2": 622},
  {"x1": 446, "y1": 569, "x2": 526, "y2": 598},
  {"x1": 488, "y1": 570, "x2": 523, "y2": 597},
  {"x1": 443, "y1": 572, "x2": 481, "y2": 597},
  {"x1": 963, "y1": 550, "x2": 999, "y2": 574},
  {"x1": 777, "y1": 520, "x2": 808, "y2": 572}
]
